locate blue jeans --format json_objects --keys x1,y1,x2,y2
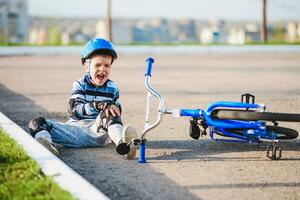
[{"x1": 35, "y1": 118, "x2": 112, "y2": 148}]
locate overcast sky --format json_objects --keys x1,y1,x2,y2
[{"x1": 28, "y1": 0, "x2": 300, "y2": 21}]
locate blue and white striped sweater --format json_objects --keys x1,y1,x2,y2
[{"x1": 68, "y1": 74, "x2": 121, "y2": 121}]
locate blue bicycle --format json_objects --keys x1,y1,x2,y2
[{"x1": 131, "y1": 57, "x2": 300, "y2": 163}]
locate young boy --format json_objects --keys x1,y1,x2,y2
[{"x1": 28, "y1": 38, "x2": 137, "y2": 159}]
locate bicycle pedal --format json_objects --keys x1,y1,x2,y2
[{"x1": 189, "y1": 118, "x2": 200, "y2": 140}]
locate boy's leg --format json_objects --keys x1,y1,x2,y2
[
  {"x1": 91, "y1": 113, "x2": 122, "y2": 144},
  {"x1": 29, "y1": 117, "x2": 110, "y2": 149},
  {"x1": 36, "y1": 136, "x2": 60, "y2": 156},
  {"x1": 48, "y1": 119, "x2": 110, "y2": 148},
  {"x1": 66, "y1": 119, "x2": 111, "y2": 146},
  {"x1": 28, "y1": 117, "x2": 59, "y2": 156},
  {"x1": 92, "y1": 113, "x2": 138, "y2": 159},
  {"x1": 121, "y1": 125, "x2": 138, "y2": 159}
]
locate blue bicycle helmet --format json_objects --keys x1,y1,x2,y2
[{"x1": 81, "y1": 38, "x2": 117, "y2": 64}]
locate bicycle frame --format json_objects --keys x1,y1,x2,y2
[{"x1": 138, "y1": 57, "x2": 278, "y2": 163}]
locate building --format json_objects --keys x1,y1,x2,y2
[
  {"x1": 168, "y1": 19, "x2": 198, "y2": 43},
  {"x1": 286, "y1": 22, "x2": 300, "y2": 43},
  {"x1": 131, "y1": 18, "x2": 171, "y2": 43},
  {"x1": 96, "y1": 19, "x2": 134, "y2": 44},
  {"x1": 27, "y1": 15, "x2": 300, "y2": 45},
  {"x1": 227, "y1": 26, "x2": 245, "y2": 45},
  {"x1": 199, "y1": 19, "x2": 227, "y2": 44},
  {"x1": 0, "y1": 0, "x2": 28, "y2": 44},
  {"x1": 29, "y1": 17, "x2": 98, "y2": 45}
]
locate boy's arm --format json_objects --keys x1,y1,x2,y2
[
  {"x1": 91, "y1": 88, "x2": 122, "y2": 116},
  {"x1": 68, "y1": 81, "x2": 98, "y2": 119},
  {"x1": 68, "y1": 81, "x2": 122, "y2": 119},
  {"x1": 112, "y1": 88, "x2": 122, "y2": 113}
]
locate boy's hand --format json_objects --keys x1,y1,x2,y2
[
  {"x1": 92, "y1": 101, "x2": 111, "y2": 111},
  {"x1": 107, "y1": 104, "x2": 121, "y2": 117},
  {"x1": 92, "y1": 101, "x2": 120, "y2": 116}
]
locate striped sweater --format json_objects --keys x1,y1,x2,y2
[{"x1": 68, "y1": 74, "x2": 121, "y2": 121}]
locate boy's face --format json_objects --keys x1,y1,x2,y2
[{"x1": 84, "y1": 54, "x2": 112, "y2": 86}]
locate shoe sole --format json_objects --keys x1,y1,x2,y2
[
  {"x1": 122, "y1": 125, "x2": 137, "y2": 159},
  {"x1": 36, "y1": 137, "x2": 59, "y2": 156}
]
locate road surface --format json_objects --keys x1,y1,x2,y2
[{"x1": 1, "y1": 53, "x2": 300, "y2": 200}]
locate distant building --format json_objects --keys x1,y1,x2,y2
[
  {"x1": 286, "y1": 22, "x2": 300, "y2": 43},
  {"x1": 169, "y1": 19, "x2": 198, "y2": 43},
  {"x1": 228, "y1": 27, "x2": 245, "y2": 45},
  {"x1": 0, "y1": 0, "x2": 28, "y2": 44},
  {"x1": 132, "y1": 18, "x2": 171, "y2": 43},
  {"x1": 29, "y1": 17, "x2": 98, "y2": 45},
  {"x1": 96, "y1": 19, "x2": 134, "y2": 44},
  {"x1": 200, "y1": 27, "x2": 214, "y2": 44},
  {"x1": 112, "y1": 19, "x2": 134, "y2": 44},
  {"x1": 29, "y1": 28, "x2": 47, "y2": 45},
  {"x1": 95, "y1": 20, "x2": 107, "y2": 39},
  {"x1": 245, "y1": 23, "x2": 260, "y2": 43},
  {"x1": 27, "y1": 16, "x2": 300, "y2": 45},
  {"x1": 132, "y1": 20, "x2": 154, "y2": 43},
  {"x1": 199, "y1": 19, "x2": 227, "y2": 44},
  {"x1": 150, "y1": 18, "x2": 170, "y2": 43}
]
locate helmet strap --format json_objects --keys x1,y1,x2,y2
[
  {"x1": 84, "y1": 59, "x2": 93, "y2": 81},
  {"x1": 85, "y1": 59, "x2": 91, "y2": 75}
]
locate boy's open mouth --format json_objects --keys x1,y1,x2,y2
[{"x1": 96, "y1": 74, "x2": 106, "y2": 81}]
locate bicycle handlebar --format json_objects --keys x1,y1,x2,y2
[
  {"x1": 145, "y1": 57, "x2": 154, "y2": 76},
  {"x1": 141, "y1": 57, "x2": 164, "y2": 140}
]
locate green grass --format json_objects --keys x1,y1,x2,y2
[
  {"x1": 245, "y1": 41, "x2": 300, "y2": 45},
  {"x1": 0, "y1": 129, "x2": 75, "y2": 200}
]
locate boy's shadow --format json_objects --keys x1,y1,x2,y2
[{"x1": 0, "y1": 84, "x2": 69, "y2": 130}]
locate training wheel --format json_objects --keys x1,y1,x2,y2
[{"x1": 267, "y1": 144, "x2": 282, "y2": 160}]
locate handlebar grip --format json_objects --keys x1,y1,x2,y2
[{"x1": 145, "y1": 57, "x2": 154, "y2": 76}]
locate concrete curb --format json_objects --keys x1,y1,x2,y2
[
  {"x1": 0, "y1": 112, "x2": 109, "y2": 200},
  {"x1": 0, "y1": 45, "x2": 300, "y2": 56}
]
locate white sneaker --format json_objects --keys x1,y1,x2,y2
[
  {"x1": 36, "y1": 137, "x2": 59, "y2": 156},
  {"x1": 122, "y1": 125, "x2": 138, "y2": 159}
]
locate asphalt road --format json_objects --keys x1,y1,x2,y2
[{"x1": 1, "y1": 53, "x2": 300, "y2": 200}]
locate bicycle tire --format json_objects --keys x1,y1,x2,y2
[
  {"x1": 266, "y1": 125, "x2": 298, "y2": 139},
  {"x1": 212, "y1": 109, "x2": 300, "y2": 122},
  {"x1": 216, "y1": 126, "x2": 298, "y2": 140}
]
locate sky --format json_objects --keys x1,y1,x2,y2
[{"x1": 28, "y1": 0, "x2": 300, "y2": 21}]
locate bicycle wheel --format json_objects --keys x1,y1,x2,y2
[
  {"x1": 212, "y1": 109, "x2": 300, "y2": 122},
  {"x1": 216, "y1": 126, "x2": 298, "y2": 140},
  {"x1": 266, "y1": 125, "x2": 298, "y2": 139}
]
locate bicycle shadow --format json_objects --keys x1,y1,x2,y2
[{"x1": 145, "y1": 138, "x2": 300, "y2": 162}]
